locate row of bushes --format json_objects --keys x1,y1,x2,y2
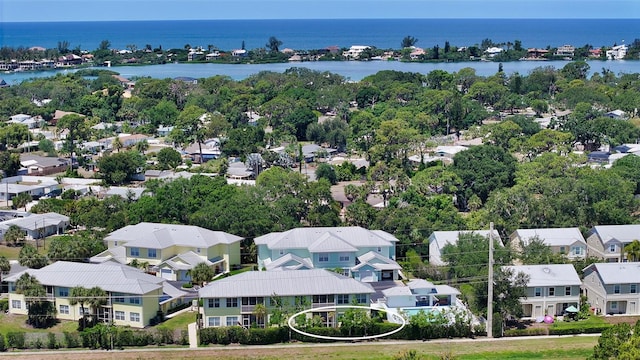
[
  {"x1": 503, "y1": 323, "x2": 613, "y2": 337},
  {"x1": 199, "y1": 322, "x2": 480, "y2": 346},
  {"x1": 0, "y1": 325, "x2": 189, "y2": 351}
]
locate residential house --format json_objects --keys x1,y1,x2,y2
[
  {"x1": 583, "y1": 262, "x2": 640, "y2": 315},
  {"x1": 525, "y1": 48, "x2": 549, "y2": 59},
  {"x1": 8, "y1": 114, "x2": 45, "y2": 129},
  {"x1": 157, "y1": 125, "x2": 174, "y2": 137},
  {"x1": 555, "y1": 45, "x2": 575, "y2": 58},
  {"x1": 198, "y1": 269, "x2": 375, "y2": 328},
  {"x1": 586, "y1": 225, "x2": 640, "y2": 262},
  {"x1": 0, "y1": 212, "x2": 69, "y2": 242},
  {"x1": 587, "y1": 151, "x2": 610, "y2": 164},
  {"x1": 509, "y1": 227, "x2": 587, "y2": 260},
  {"x1": 605, "y1": 109, "x2": 627, "y2": 120},
  {"x1": 94, "y1": 222, "x2": 243, "y2": 281},
  {"x1": 51, "y1": 110, "x2": 83, "y2": 126},
  {"x1": 0, "y1": 175, "x2": 61, "y2": 202},
  {"x1": 428, "y1": 230, "x2": 502, "y2": 266},
  {"x1": 503, "y1": 264, "x2": 581, "y2": 318},
  {"x1": 432, "y1": 145, "x2": 468, "y2": 162},
  {"x1": 5, "y1": 261, "x2": 187, "y2": 328},
  {"x1": 484, "y1": 47, "x2": 504, "y2": 57},
  {"x1": 606, "y1": 44, "x2": 628, "y2": 60},
  {"x1": 20, "y1": 154, "x2": 70, "y2": 176},
  {"x1": 343, "y1": 45, "x2": 370, "y2": 60},
  {"x1": 255, "y1": 226, "x2": 401, "y2": 282}
]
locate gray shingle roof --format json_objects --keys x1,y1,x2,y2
[
  {"x1": 504, "y1": 264, "x2": 581, "y2": 287},
  {"x1": 198, "y1": 269, "x2": 374, "y2": 298},
  {"x1": 254, "y1": 226, "x2": 397, "y2": 251},
  {"x1": 5, "y1": 261, "x2": 164, "y2": 294},
  {"x1": 513, "y1": 227, "x2": 586, "y2": 247},
  {"x1": 584, "y1": 262, "x2": 640, "y2": 284},
  {"x1": 105, "y1": 222, "x2": 243, "y2": 249}
]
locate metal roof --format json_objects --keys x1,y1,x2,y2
[
  {"x1": 198, "y1": 269, "x2": 374, "y2": 298},
  {"x1": 5, "y1": 261, "x2": 165, "y2": 294},
  {"x1": 430, "y1": 230, "x2": 503, "y2": 248},
  {"x1": 591, "y1": 225, "x2": 640, "y2": 245},
  {"x1": 105, "y1": 222, "x2": 243, "y2": 249},
  {"x1": 513, "y1": 227, "x2": 586, "y2": 247},
  {"x1": 584, "y1": 262, "x2": 640, "y2": 284},
  {"x1": 503, "y1": 264, "x2": 581, "y2": 287},
  {"x1": 255, "y1": 226, "x2": 397, "y2": 250}
]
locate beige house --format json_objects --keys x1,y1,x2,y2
[
  {"x1": 583, "y1": 262, "x2": 640, "y2": 315},
  {"x1": 92, "y1": 222, "x2": 243, "y2": 281},
  {"x1": 6, "y1": 261, "x2": 187, "y2": 328},
  {"x1": 586, "y1": 225, "x2": 640, "y2": 262},
  {"x1": 510, "y1": 227, "x2": 587, "y2": 260}
]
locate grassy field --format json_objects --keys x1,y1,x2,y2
[
  {"x1": 158, "y1": 311, "x2": 197, "y2": 332},
  {"x1": 1, "y1": 336, "x2": 599, "y2": 360}
]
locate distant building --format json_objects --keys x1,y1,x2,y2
[
  {"x1": 606, "y1": 44, "x2": 628, "y2": 60},
  {"x1": 555, "y1": 45, "x2": 575, "y2": 58}
]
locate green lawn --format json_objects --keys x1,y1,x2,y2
[
  {"x1": 158, "y1": 311, "x2": 197, "y2": 332},
  {"x1": 0, "y1": 241, "x2": 51, "y2": 260},
  {"x1": 0, "y1": 313, "x2": 78, "y2": 335},
  {"x1": 550, "y1": 315, "x2": 607, "y2": 330}
]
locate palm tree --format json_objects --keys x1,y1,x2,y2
[
  {"x1": 625, "y1": 240, "x2": 640, "y2": 262},
  {"x1": 12, "y1": 192, "x2": 32, "y2": 211},
  {"x1": 0, "y1": 256, "x2": 10, "y2": 284},
  {"x1": 15, "y1": 273, "x2": 56, "y2": 328},
  {"x1": 70, "y1": 286, "x2": 107, "y2": 330},
  {"x1": 253, "y1": 303, "x2": 267, "y2": 328},
  {"x1": 111, "y1": 137, "x2": 123, "y2": 153},
  {"x1": 189, "y1": 262, "x2": 214, "y2": 287},
  {"x1": 135, "y1": 139, "x2": 149, "y2": 154}
]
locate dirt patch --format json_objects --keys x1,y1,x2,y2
[{"x1": 602, "y1": 315, "x2": 640, "y2": 326}]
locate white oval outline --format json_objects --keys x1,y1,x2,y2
[{"x1": 287, "y1": 305, "x2": 406, "y2": 341}]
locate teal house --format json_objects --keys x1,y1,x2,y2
[{"x1": 254, "y1": 227, "x2": 401, "y2": 282}]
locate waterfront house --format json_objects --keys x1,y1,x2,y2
[
  {"x1": 255, "y1": 226, "x2": 401, "y2": 282},
  {"x1": 509, "y1": 227, "x2": 587, "y2": 260},
  {"x1": 503, "y1": 264, "x2": 581, "y2": 318},
  {"x1": 586, "y1": 224, "x2": 640, "y2": 262},
  {"x1": 5, "y1": 261, "x2": 187, "y2": 328},
  {"x1": 93, "y1": 222, "x2": 243, "y2": 281},
  {"x1": 428, "y1": 230, "x2": 502, "y2": 266},
  {"x1": 198, "y1": 269, "x2": 375, "y2": 328},
  {"x1": 343, "y1": 45, "x2": 370, "y2": 60},
  {"x1": 583, "y1": 262, "x2": 640, "y2": 315},
  {"x1": 606, "y1": 44, "x2": 628, "y2": 60},
  {"x1": 555, "y1": 45, "x2": 575, "y2": 58}
]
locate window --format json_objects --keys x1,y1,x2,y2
[
  {"x1": 337, "y1": 294, "x2": 349, "y2": 304},
  {"x1": 377, "y1": 247, "x2": 382, "y2": 252},
  {"x1": 113, "y1": 293, "x2": 125, "y2": 303},
  {"x1": 339, "y1": 253, "x2": 350, "y2": 262},
  {"x1": 241, "y1": 297, "x2": 264, "y2": 305},
  {"x1": 631, "y1": 284, "x2": 637, "y2": 294},
  {"x1": 355, "y1": 294, "x2": 367, "y2": 304},
  {"x1": 11, "y1": 300, "x2": 21, "y2": 309},
  {"x1": 609, "y1": 244, "x2": 616, "y2": 253},
  {"x1": 115, "y1": 311, "x2": 125, "y2": 320},
  {"x1": 58, "y1": 287, "x2": 69, "y2": 297},
  {"x1": 196, "y1": 248, "x2": 201, "y2": 253},
  {"x1": 129, "y1": 296, "x2": 141, "y2": 305},
  {"x1": 208, "y1": 298, "x2": 220, "y2": 308},
  {"x1": 208, "y1": 317, "x2": 220, "y2": 327},
  {"x1": 114, "y1": 241, "x2": 118, "y2": 246},
  {"x1": 548, "y1": 287, "x2": 555, "y2": 297},
  {"x1": 318, "y1": 253, "x2": 329, "y2": 262},
  {"x1": 226, "y1": 298, "x2": 238, "y2": 308},
  {"x1": 534, "y1": 287, "x2": 542, "y2": 297},
  {"x1": 559, "y1": 246, "x2": 566, "y2": 255},
  {"x1": 79, "y1": 307, "x2": 90, "y2": 315},
  {"x1": 130, "y1": 247, "x2": 140, "y2": 257},
  {"x1": 59, "y1": 305, "x2": 69, "y2": 314},
  {"x1": 614, "y1": 285, "x2": 621, "y2": 294},
  {"x1": 147, "y1": 248, "x2": 157, "y2": 258},
  {"x1": 279, "y1": 249, "x2": 284, "y2": 255},
  {"x1": 565, "y1": 287, "x2": 572, "y2": 296},
  {"x1": 611, "y1": 301, "x2": 618, "y2": 310},
  {"x1": 572, "y1": 246, "x2": 584, "y2": 256},
  {"x1": 226, "y1": 316, "x2": 238, "y2": 326},
  {"x1": 313, "y1": 295, "x2": 334, "y2": 304},
  {"x1": 130, "y1": 312, "x2": 140, "y2": 322}
]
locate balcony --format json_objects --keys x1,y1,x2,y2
[
  {"x1": 241, "y1": 305, "x2": 255, "y2": 313},
  {"x1": 312, "y1": 302, "x2": 335, "y2": 309}
]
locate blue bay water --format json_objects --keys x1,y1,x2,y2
[{"x1": 1, "y1": 19, "x2": 638, "y2": 51}]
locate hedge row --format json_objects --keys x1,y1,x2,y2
[
  {"x1": 504, "y1": 328, "x2": 548, "y2": 337},
  {"x1": 199, "y1": 322, "x2": 477, "y2": 346},
  {"x1": 548, "y1": 324, "x2": 612, "y2": 335}
]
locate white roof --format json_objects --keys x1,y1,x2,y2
[
  {"x1": 513, "y1": 228, "x2": 586, "y2": 247},
  {"x1": 89, "y1": 246, "x2": 127, "y2": 264},
  {"x1": 264, "y1": 253, "x2": 314, "y2": 271},
  {"x1": 255, "y1": 227, "x2": 397, "y2": 251},
  {"x1": 407, "y1": 278, "x2": 436, "y2": 289},
  {"x1": 504, "y1": 264, "x2": 581, "y2": 287},
  {"x1": 0, "y1": 212, "x2": 68, "y2": 231},
  {"x1": 430, "y1": 230, "x2": 503, "y2": 248},
  {"x1": 198, "y1": 269, "x2": 374, "y2": 298},
  {"x1": 352, "y1": 251, "x2": 401, "y2": 271},
  {"x1": 105, "y1": 222, "x2": 243, "y2": 250},
  {"x1": 585, "y1": 262, "x2": 640, "y2": 284},
  {"x1": 590, "y1": 225, "x2": 640, "y2": 245},
  {"x1": 157, "y1": 251, "x2": 213, "y2": 271},
  {"x1": 5, "y1": 261, "x2": 165, "y2": 294},
  {"x1": 434, "y1": 145, "x2": 468, "y2": 155}
]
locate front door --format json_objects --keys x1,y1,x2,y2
[{"x1": 630, "y1": 301, "x2": 637, "y2": 314}]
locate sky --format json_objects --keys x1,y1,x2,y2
[{"x1": 1, "y1": 0, "x2": 638, "y2": 22}]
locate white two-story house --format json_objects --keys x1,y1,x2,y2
[{"x1": 583, "y1": 262, "x2": 640, "y2": 315}]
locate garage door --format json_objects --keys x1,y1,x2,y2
[
  {"x1": 360, "y1": 270, "x2": 377, "y2": 282},
  {"x1": 161, "y1": 268, "x2": 173, "y2": 280}
]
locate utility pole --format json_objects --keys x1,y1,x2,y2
[{"x1": 487, "y1": 222, "x2": 494, "y2": 338}]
